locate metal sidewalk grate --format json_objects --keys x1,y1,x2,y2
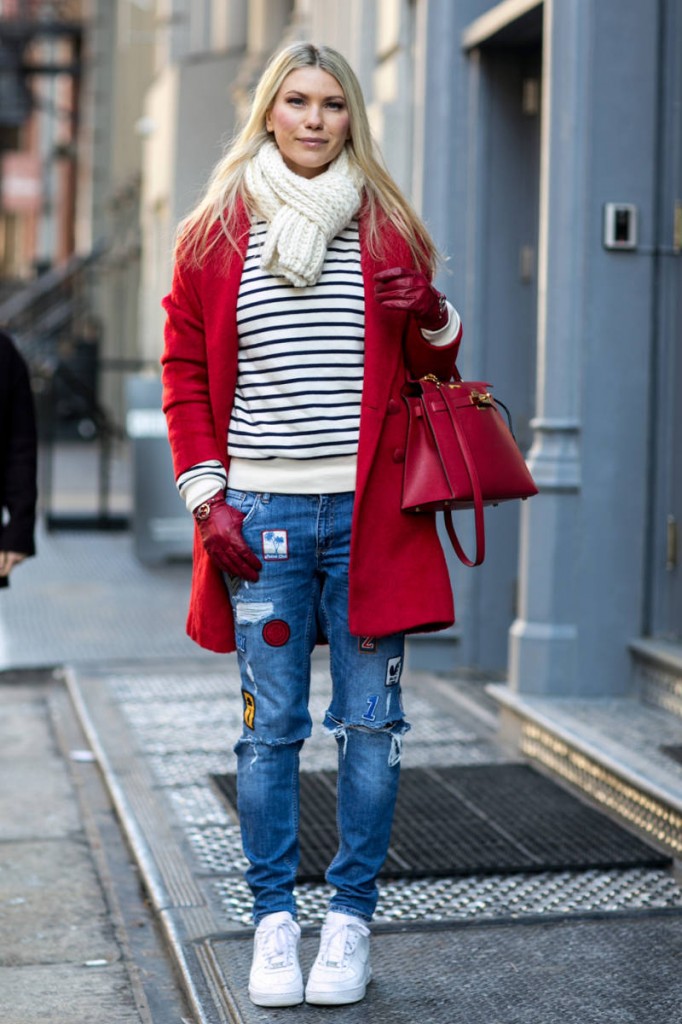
[{"x1": 213, "y1": 763, "x2": 671, "y2": 882}]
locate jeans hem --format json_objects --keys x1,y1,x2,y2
[
  {"x1": 328, "y1": 902, "x2": 373, "y2": 923},
  {"x1": 254, "y1": 905, "x2": 298, "y2": 927}
]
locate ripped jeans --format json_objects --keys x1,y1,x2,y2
[{"x1": 224, "y1": 489, "x2": 409, "y2": 925}]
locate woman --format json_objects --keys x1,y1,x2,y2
[
  {"x1": 0, "y1": 331, "x2": 37, "y2": 587},
  {"x1": 161, "y1": 42, "x2": 461, "y2": 1008}
]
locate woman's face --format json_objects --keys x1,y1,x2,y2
[{"x1": 265, "y1": 66, "x2": 350, "y2": 179}]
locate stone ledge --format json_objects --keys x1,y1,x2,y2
[
  {"x1": 488, "y1": 684, "x2": 682, "y2": 858},
  {"x1": 630, "y1": 639, "x2": 682, "y2": 720}
]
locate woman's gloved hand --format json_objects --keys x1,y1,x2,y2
[
  {"x1": 193, "y1": 491, "x2": 262, "y2": 581},
  {"x1": 374, "y1": 267, "x2": 449, "y2": 331}
]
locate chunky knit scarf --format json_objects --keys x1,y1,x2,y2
[{"x1": 244, "y1": 140, "x2": 365, "y2": 287}]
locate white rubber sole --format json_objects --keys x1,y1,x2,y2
[
  {"x1": 248, "y1": 985, "x2": 304, "y2": 1007},
  {"x1": 305, "y1": 971, "x2": 372, "y2": 1006}
]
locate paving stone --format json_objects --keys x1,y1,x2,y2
[
  {"x1": 0, "y1": 839, "x2": 121, "y2": 966},
  {"x1": 0, "y1": 757, "x2": 79, "y2": 840},
  {"x1": 0, "y1": 691, "x2": 56, "y2": 759},
  {"x1": 0, "y1": 963, "x2": 141, "y2": 1024}
]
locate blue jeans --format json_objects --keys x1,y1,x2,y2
[{"x1": 224, "y1": 490, "x2": 409, "y2": 925}]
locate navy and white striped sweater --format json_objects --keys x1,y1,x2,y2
[{"x1": 229, "y1": 219, "x2": 365, "y2": 461}]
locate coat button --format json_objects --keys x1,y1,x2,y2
[
  {"x1": 387, "y1": 399, "x2": 401, "y2": 415},
  {"x1": 392, "y1": 448, "x2": 405, "y2": 463}
]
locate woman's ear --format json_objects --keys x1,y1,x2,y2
[{"x1": 265, "y1": 110, "x2": 273, "y2": 133}]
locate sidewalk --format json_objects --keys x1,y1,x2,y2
[
  {"x1": 0, "y1": 667, "x2": 192, "y2": 1024},
  {"x1": 1, "y1": 444, "x2": 682, "y2": 1023}
]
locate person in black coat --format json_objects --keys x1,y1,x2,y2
[{"x1": 0, "y1": 331, "x2": 37, "y2": 585}]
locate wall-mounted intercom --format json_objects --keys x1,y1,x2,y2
[{"x1": 603, "y1": 203, "x2": 638, "y2": 250}]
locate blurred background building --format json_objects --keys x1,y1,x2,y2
[{"x1": 0, "y1": 1, "x2": 680, "y2": 747}]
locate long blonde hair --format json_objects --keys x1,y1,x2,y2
[{"x1": 175, "y1": 42, "x2": 438, "y2": 274}]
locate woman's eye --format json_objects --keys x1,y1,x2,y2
[
  {"x1": 326, "y1": 102, "x2": 345, "y2": 111},
  {"x1": 287, "y1": 97, "x2": 304, "y2": 106}
]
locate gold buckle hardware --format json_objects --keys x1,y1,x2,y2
[
  {"x1": 195, "y1": 502, "x2": 211, "y2": 521},
  {"x1": 470, "y1": 390, "x2": 494, "y2": 407},
  {"x1": 420, "y1": 374, "x2": 462, "y2": 389}
]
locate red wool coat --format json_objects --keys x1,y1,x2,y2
[{"x1": 161, "y1": 203, "x2": 462, "y2": 653}]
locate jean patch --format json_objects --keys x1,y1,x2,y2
[
  {"x1": 262, "y1": 619, "x2": 291, "y2": 647},
  {"x1": 362, "y1": 695, "x2": 379, "y2": 721},
  {"x1": 262, "y1": 529, "x2": 289, "y2": 560},
  {"x1": 242, "y1": 690, "x2": 256, "y2": 730},
  {"x1": 385, "y1": 656, "x2": 403, "y2": 687}
]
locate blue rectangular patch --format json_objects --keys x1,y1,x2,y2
[{"x1": 262, "y1": 530, "x2": 289, "y2": 560}]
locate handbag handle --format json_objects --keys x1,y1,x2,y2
[
  {"x1": 438, "y1": 392, "x2": 485, "y2": 567},
  {"x1": 404, "y1": 362, "x2": 487, "y2": 567}
]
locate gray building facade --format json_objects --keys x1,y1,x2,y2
[{"x1": 411, "y1": 0, "x2": 681, "y2": 711}]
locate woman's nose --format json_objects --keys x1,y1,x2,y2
[{"x1": 305, "y1": 107, "x2": 323, "y2": 128}]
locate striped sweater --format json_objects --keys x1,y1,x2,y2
[{"x1": 177, "y1": 219, "x2": 459, "y2": 509}]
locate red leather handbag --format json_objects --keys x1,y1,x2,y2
[{"x1": 401, "y1": 371, "x2": 538, "y2": 566}]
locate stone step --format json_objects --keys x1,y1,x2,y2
[
  {"x1": 489, "y1": 684, "x2": 682, "y2": 861},
  {"x1": 630, "y1": 639, "x2": 682, "y2": 720}
]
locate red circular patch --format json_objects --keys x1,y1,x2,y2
[{"x1": 262, "y1": 619, "x2": 291, "y2": 647}]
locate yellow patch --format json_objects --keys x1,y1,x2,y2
[{"x1": 242, "y1": 690, "x2": 256, "y2": 730}]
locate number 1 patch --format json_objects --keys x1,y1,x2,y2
[{"x1": 363, "y1": 695, "x2": 379, "y2": 721}]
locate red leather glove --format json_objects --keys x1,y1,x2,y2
[
  {"x1": 193, "y1": 491, "x2": 262, "y2": 582},
  {"x1": 374, "y1": 267, "x2": 449, "y2": 331}
]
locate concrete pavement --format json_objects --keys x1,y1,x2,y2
[{"x1": 0, "y1": 668, "x2": 192, "y2": 1023}]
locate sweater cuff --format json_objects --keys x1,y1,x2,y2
[
  {"x1": 421, "y1": 302, "x2": 460, "y2": 347},
  {"x1": 177, "y1": 460, "x2": 227, "y2": 513}
]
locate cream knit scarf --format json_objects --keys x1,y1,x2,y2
[{"x1": 244, "y1": 140, "x2": 365, "y2": 287}]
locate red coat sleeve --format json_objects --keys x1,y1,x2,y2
[{"x1": 161, "y1": 258, "x2": 225, "y2": 479}]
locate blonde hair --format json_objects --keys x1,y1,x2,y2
[{"x1": 175, "y1": 42, "x2": 438, "y2": 274}]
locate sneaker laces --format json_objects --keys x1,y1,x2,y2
[
  {"x1": 259, "y1": 917, "x2": 298, "y2": 969},
  {"x1": 318, "y1": 916, "x2": 370, "y2": 967}
]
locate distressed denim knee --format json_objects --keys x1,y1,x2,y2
[{"x1": 323, "y1": 714, "x2": 411, "y2": 767}]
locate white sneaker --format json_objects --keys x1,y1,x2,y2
[
  {"x1": 248, "y1": 911, "x2": 303, "y2": 1007},
  {"x1": 305, "y1": 910, "x2": 372, "y2": 1005}
]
